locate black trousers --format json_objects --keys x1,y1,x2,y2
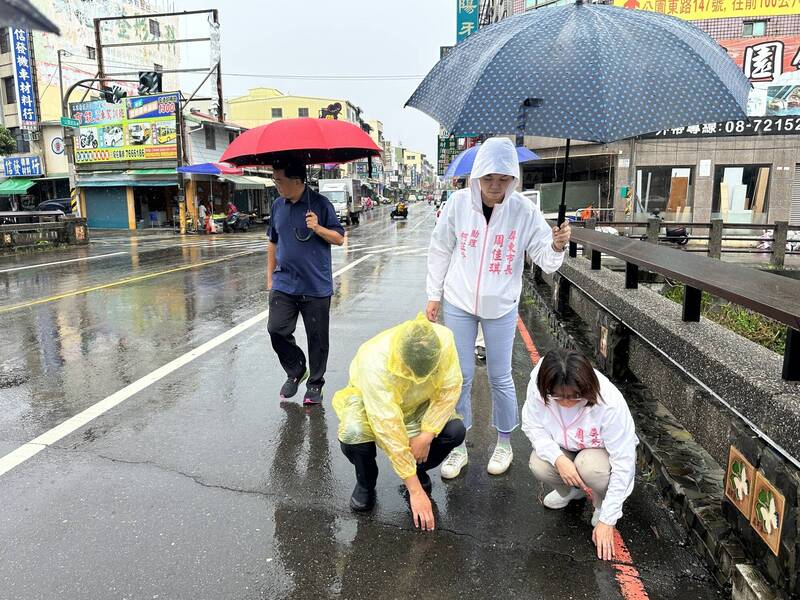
[
  {"x1": 340, "y1": 419, "x2": 467, "y2": 490},
  {"x1": 267, "y1": 290, "x2": 331, "y2": 387}
]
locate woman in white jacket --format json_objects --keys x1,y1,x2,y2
[
  {"x1": 522, "y1": 349, "x2": 638, "y2": 561},
  {"x1": 426, "y1": 137, "x2": 571, "y2": 478}
]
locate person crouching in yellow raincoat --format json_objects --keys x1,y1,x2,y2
[{"x1": 333, "y1": 313, "x2": 465, "y2": 531}]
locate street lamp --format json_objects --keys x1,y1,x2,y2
[{"x1": 57, "y1": 49, "x2": 73, "y2": 118}]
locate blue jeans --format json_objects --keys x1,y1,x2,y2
[{"x1": 443, "y1": 301, "x2": 519, "y2": 433}]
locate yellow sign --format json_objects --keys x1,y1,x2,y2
[{"x1": 614, "y1": 0, "x2": 800, "y2": 20}]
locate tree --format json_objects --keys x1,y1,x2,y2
[{"x1": 0, "y1": 126, "x2": 17, "y2": 155}]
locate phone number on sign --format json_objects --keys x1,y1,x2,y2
[{"x1": 725, "y1": 118, "x2": 800, "y2": 134}]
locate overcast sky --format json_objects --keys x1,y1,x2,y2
[{"x1": 173, "y1": 0, "x2": 456, "y2": 160}]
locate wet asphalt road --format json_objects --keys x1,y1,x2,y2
[{"x1": 0, "y1": 204, "x2": 725, "y2": 600}]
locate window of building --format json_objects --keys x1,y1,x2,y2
[
  {"x1": 149, "y1": 19, "x2": 161, "y2": 38},
  {"x1": 0, "y1": 29, "x2": 10, "y2": 54},
  {"x1": 86, "y1": 45, "x2": 96, "y2": 60},
  {"x1": 743, "y1": 20, "x2": 767, "y2": 37},
  {"x1": 635, "y1": 166, "x2": 694, "y2": 219},
  {"x1": 271, "y1": 107, "x2": 283, "y2": 119},
  {"x1": 204, "y1": 126, "x2": 216, "y2": 150},
  {"x1": 8, "y1": 127, "x2": 29, "y2": 153},
  {"x1": 298, "y1": 107, "x2": 309, "y2": 117},
  {"x1": 228, "y1": 131, "x2": 237, "y2": 144},
  {"x1": 712, "y1": 165, "x2": 770, "y2": 224},
  {"x1": 2, "y1": 76, "x2": 15, "y2": 104}
]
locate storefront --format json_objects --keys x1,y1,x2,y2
[
  {"x1": 521, "y1": 150, "x2": 616, "y2": 219},
  {"x1": 78, "y1": 169, "x2": 179, "y2": 229},
  {"x1": 221, "y1": 175, "x2": 276, "y2": 219}
]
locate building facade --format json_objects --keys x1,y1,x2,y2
[
  {"x1": 0, "y1": 0, "x2": 180, "y2": 216},
  {"x1": 479, "y1": 1, "x2": 800, "y2": 225}
]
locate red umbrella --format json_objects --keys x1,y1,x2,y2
[{"x1": 220, "y1": 118, "x2": 382, "y2": 167}]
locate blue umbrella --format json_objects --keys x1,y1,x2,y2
[
  {"x1": 445, "y1": 143, "x2": 539, "y2": 178},
  {"x1": 406, "y1": 0, "x2": 750, "y2": 222}
]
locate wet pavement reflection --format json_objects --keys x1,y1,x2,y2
[{"x1": 0, "y1": 203, "x2": 725, "y2": 599}]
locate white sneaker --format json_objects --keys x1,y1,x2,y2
[
  {"x1": 591, "y1": 508, "x2": 601, "y2": 527},
  {"x1": 543, "y1": 487, "x2": 586, "y2": 509},
  {"x1": 487, "y1": 445, "x2": 513, "y2": 475},
  {"x1": 440, "y1": 449, "x2": 468, "y2": 479}
]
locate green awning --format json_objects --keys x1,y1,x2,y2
[
  {"x1": 0, "y1": 178, "x2": 36, "y2": 195},
  {"x1": 125, "y1": 169, "x2": 177, "y2": 175}
]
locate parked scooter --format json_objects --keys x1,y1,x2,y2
[
  {"x1": 642, "y1": 209, "x2": 688, "y2": 245},
  {"x1": 223, "y1": 212, "x2": 251, "y2": 233}
]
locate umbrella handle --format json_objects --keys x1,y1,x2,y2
[{"x1": 557, "y1": 204, "x2": 567, "y2": 226}]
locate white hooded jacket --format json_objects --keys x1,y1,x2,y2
[
  {"x1": 427, "y1": 137, "x2": 564, "y2": 319},
  {"x1": 521, "y1": 361, "x2": 639, "y2": 526}
]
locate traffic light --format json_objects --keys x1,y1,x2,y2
[
  {"x1": 138, "y1": 71, "x2": 162, "y2": 95},
  {"x1": 102, "y1": 85, "x2": 127, "y2": 104}
]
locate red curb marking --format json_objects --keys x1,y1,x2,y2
[
  {"x1": 516, "y1": 316, "x2": 650, "y2": 600},
  {"x1": 516, "y1": 316, "x2": 541, "y2": 364}
]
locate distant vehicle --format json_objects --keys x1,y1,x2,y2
[
  {"x1": 521, "y1": 190, "x2": 541, "y2": 210},
  {"x1": 35, "y1": 198, "x2": 72, "y2": 214},
  {"x1": 319, "y1": 178, "x2": 363, "y2": 225},
  {"x1": 408, "y1": 194, "x2": 418, "y2": 203},
  {"x1": 391, "y1": 202, "x2": 408, "y2": 220}
]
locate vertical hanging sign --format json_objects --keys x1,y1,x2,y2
[
  {"x1": 11, "y1": 28, "x2": 38, "y2": 130},
  {"x1": 456, "y1": 0, "x2": 480, "y2": 43}
]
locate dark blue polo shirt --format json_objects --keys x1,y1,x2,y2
[{"x1": 268, "y1": 187, "x2": 344, "y2": 297}]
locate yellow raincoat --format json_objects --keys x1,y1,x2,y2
[{"x1": 332, "y1": 314, "x2": 463, "y2": 480}]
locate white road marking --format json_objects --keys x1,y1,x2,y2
[
  {"x1": 365, "y1": 246, "x2": 411, "y2": 255},
  {"x1": 393, "y1": 247, "x2": 428, "y2": 256},
  {"x1": 0, "y1": 252, "x2": 129, "y2": 274},
  {"x1": 0, "y1": 253, "x2": 374, "y2": 479}
]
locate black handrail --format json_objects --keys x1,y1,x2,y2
[{"x1": 568, "y1": 227, "x2": 800, "y2": 380}]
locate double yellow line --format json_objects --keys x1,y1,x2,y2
[{"x1": 0, "y1": 249, "x2": 261, "y2": 315}]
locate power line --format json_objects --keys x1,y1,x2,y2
[{"x1": 224, "y1": 72, "x2": 423, "y2": 81}]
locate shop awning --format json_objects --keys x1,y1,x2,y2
[
  {"x1": 177, "y1": 162, "x2": 243, "y2": 176},
  {"x1": 220, "y1": 175, "x2": 275, "y2": 189},
  {"x1": 125, "y1": 169, "x2": 177, "y2": 176},
  {"x1": 77, "y1": 170, "x2": 178, "y2": 187},
  {"x1": 0, "y1": 178, "x2": 36, "y2": 195}
]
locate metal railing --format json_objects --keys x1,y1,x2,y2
[
  {"x1": 574, "y1": 218, "x2": 800, "y2": 267},
  {"x1": 567, "y1": 226, "x2": 800, "y2": 381}
]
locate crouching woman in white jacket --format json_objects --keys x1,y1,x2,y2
[{"x1": 521, "y1": 349, "x2": 638, "y2": 560}]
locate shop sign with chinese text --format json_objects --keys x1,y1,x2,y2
[
  {"x1": 69, "y1": 93, "x2": 179, "y2": 164},
  {"x1": 614, "y1": 0, "x2": 800, "y2": 20},
  {"x1": 437, "y1": 135, "x2": 479, "y2": 176},
  {"x1": 642, "y1": 116, "x2": 800, "y2": 138},
  {"x1": 3, "y1": 155, "x2": 42, "y2": 177},
  {"x1": 456, "y1": 0, "x2": 480, "y2": 42},
  {"x1": 11, "y1": 29, "x2": 37, "y2": 129}
]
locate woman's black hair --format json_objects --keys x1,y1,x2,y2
[{"x1": 536, "y1": 349, "x2": 601, "y2": 406}]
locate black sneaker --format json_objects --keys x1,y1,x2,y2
[
  {"x1": 349, "y1": 483, "x2": 376, "y2": 512},
  {"x1": 303, "y1": 385, "x2": 323, "y2": 405},
  {"x1": 475, "y1": 345, "x2": 486, "y2": 361},
  {"x1": 280, "y1": 368, "x2": 309, "y2": 399}
]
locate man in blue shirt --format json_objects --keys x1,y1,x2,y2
[{"x1": 267, "y1": 160, "x2": 345, "y2": 405}]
